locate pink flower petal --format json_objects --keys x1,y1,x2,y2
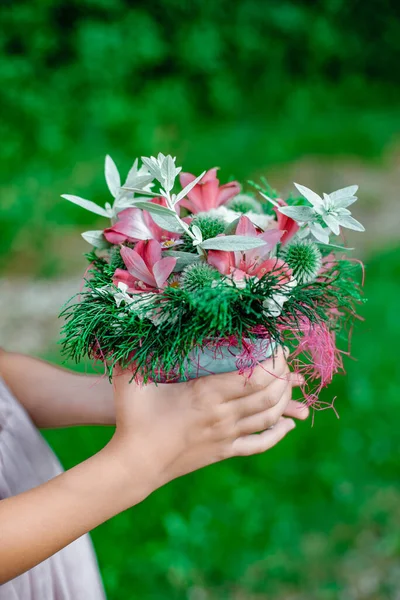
[
  {"x1": 236, "y1": 215, "x2": 257, "y2": 237},
  {"x1": 105, "y1": 208, "x2": 153, "y2": 243},
  {"x1": 201, "y1": 179, "x2": 220, "y2": 211},
  {"x1": 112, "y1": 269, "x2": 137, "y2": 291},
  {"x1": 207, "y1": 250, "x2": 233, "y2": 275},
  {"x1": 104, "y1": 230, "x2": 128, "y2": 244},
  {"x1": 179, "y1": 172, "x2": 196, "y2": 189},
  {"x1": 120, "y1": 246, "x2": 155, "y2": 286},
  {"x1": 217, "y1": 181, "x2": 241, "y2": 206},
  {"x1": 258, "y1": 228, "x2": 283, "y2": 249},
  {"x1": 202, "y1": 167, "x2": 219, "y2": 183},
  {"x1": 153, "y1": 257, "x2": 177, "y2": 288},
  {"x1": 142, "y1": 239, "x2": 162, "y2": 270}
]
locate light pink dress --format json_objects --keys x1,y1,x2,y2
[{"x1": 0, "y1": 378, "x2": 106, "y2": 600}]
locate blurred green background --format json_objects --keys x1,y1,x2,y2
[{"x1": 1, "y1": 0, "x2": 399, "y2": 598}]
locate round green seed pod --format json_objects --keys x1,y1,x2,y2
[
  {"x1": 180, "y1": 214, "x2": 226, "y2": 253},
  {"x1": 226, "y1": 194, "x2": 263, "y2": 214},
  {"x1": 181, "y1": 263, "x2": 219, "y2": 292},
  {"x1": 281, "y1": 240, "x2": 322, "y2": 284}
]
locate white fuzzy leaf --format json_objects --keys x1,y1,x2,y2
[
  {"x1": 126, "y1": 173, "x2": 154, "y2": 190},
  {"x1": 141, "y1": 156, "x2": 162, "y2": 181},
  {"x1": 329, "y1": 185, "x2": 358, "y2": 202},
  {"x1": 337, "y1": 215, "x2": 365, "y2": 232},
  {"x1": 278, "y1": 205, "x2": 315, "y2": 222},
  {"x1": 293, "y1": 183, "x2": 323, "y2": 208},
  {"x1": 62, "y1": 194, "x2": 109, "y2": 217},
  {"x1": 164, "y1": 250, "x2": 200, "y2": 272},
  {"x1": 200, "y1": 235, "x2": 266, "y2": 251},
  {"x1": 174, "y1": 171, "x2": 206, "y2": 204},
  {"x1": 131, "y1": 200, "x2": 177, "y2": 217},
  {"x1": 121, "y1": 186, "x2": 155, "y2": 196},
  {"x1": 124, "y1": 158, "x2": 139, "y2": 185},
  {"x1": 258, "y1": 191, "x2": 280, "y2": 208},
  {"x1": 309, "y1": 223, "x2": 330, "y2": 244},
  {"x1": 150, "y1": 212, "x2": 185, "y2": 233},
  {"x1": 105, "y1": 155, "x2": 121, "y2": 198},
  {"x1": 81, "y1": 230, "x2": 110, "y2": 248},
  {"x1": 191, "y1": 225, "x2": 203, "y2": 242},
  {"x1": 223, "y1": 217, "x2": 241, "y2": 234},
  {"x1": 162, "y1": 155, "x2": 177, "y2": 192}
]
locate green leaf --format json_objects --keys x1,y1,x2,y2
[{"x1": 200, "y1": 235, "x2": 267, "y2": 251}]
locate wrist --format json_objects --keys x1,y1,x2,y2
[{"x1": 99, "y1": 435, "x2": 158, "y2": 510}]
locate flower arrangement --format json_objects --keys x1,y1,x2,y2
[{"x1": 60, "y1": 154, "x2": 365, "y2": 406}]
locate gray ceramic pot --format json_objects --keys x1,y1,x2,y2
[{"x1": 183, "y1": 337, "x2": 275, "y2": 380}]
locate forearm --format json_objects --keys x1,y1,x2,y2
[
  {"x1": 0, "y1": 443, "x2": 151, "y2": 584},
  {"x1": 0, "y1": 351, "x2": 114, "y2": 428}
]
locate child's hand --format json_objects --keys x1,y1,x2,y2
[
  {"x1": 107, "y1": 347, "x2": 308, "y2": 496},
  {"x1": 0, "y1": 347, "x2": 308, "y2": 583}
]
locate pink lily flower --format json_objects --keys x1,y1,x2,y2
[
  {"x1": 104, "y1": 200, "x2": 179, "y2": 246},
  {"x1": 207, "y1": 215, "x2": 283, "y2": 280},
  {"x1": 178, "y1": 168, "x2": 241, "y2": 213},
  {"x1": 112, "y1": 240, "x2": 177, "y2": 293},
  {"x1": 274, "y1": 198, "x2": 299, "y2": 245}
]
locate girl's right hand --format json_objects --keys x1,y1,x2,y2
[{"x1": 107, "y1": 347, "x2": 309, "y2": 498}]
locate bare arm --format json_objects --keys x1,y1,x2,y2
[
  {"x1": 0, "y1": 349, "x2": 309, "y2": 583},
  {"x1": 0, "y1": 350, "x2": 306, "y2": 429},
  {"x1": 0, "y1": 350, "x2": 114, "y2": 428}
]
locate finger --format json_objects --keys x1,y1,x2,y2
[
  {"x1": 237, "y1": 384, "x2": 292, "y2": 436},
  {"x1": 232, "y1": 417, "x2": 296, "y2": 456},
  {"x1": 289, "y1": 372, "x2": 305, "y2": 387},
  {"x1": 283, "y1": 400, "x2": 310, "y2": 420},
  {"x1": 231, "y1": 367, "x2": 293, "y2": 419},
  {"x1": 202, "y1": 346, "x2": 287, "y2": 402}
]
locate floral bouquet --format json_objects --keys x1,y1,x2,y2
[{"x1": 60, "y1": 153, "x2": 365, "y2": 406}]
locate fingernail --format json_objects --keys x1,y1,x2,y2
[{"x1": 288, "y1": 420, "x2": 296, "y2": 431}]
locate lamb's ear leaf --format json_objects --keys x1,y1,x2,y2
[
  {"x1": 162, "y1": 155, "x2": 177, "y2": 192},
  {"x1": 200, "y1": 235, "x2": 266, "y2": 251},
  {"x1": 61, "y1": 195, "x2": 109, "y2": 217},
  {"x1": 163, "y1": 250, "x2": 201, "y2": 272},
  {"x1": 131, "y1": 201, "x2": 176, "y2": 217},
  {"x1": 105, "y1": 155, "x2": 121, "y2": 198},
  {"x1": 150, "y1": 212, "x2": 185, "y2": 233},
  {"x1": 278, "y1": 205, "x2": 315, "y2": 222},
  {"x1": 174, "y1": 171, "x2": 206, "y2": 204},
  {"x1": 131, "y1": 200, "x2": 183, "y2": 232},
  {"x1": 223, "y1": 217, "x2": 241, "y2": 235},
  {"x1": 121, "y1": 187, "x2": 155, "y2": 196},
  {"x1": 124, "y1": 173, "x2": 154, "y2": 190},
  {"x1": 81, "y1": 230, "x2": 111, "y2": 249}
]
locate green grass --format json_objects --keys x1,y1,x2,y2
[{"x1": 43, "y1": 245, "x2": 400, "y2": 599}]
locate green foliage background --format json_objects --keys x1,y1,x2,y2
[
  {"x1": 1, "y1": 0, "x2": 400, "y2": 275},
  {"x1": 1, "y1": 0, "x2": 399, "y2": 598}
]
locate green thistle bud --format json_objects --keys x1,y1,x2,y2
[
  {"x1": 180, "y1": 214, "x2": 226, "y2": 253},
  {"x1": 281, "y1": 240, "x2": 322, "y2": 284},
  {"x1": 227, "y1": 194, "x2": 263, "y2": 214},
  {"x1": 181, "y1": 263, "x2": 219, "y2": 292}
]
